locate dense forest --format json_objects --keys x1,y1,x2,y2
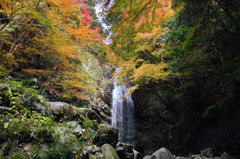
[{"x1": 0, "y1": 0, "x2": 239, "y2": 158}]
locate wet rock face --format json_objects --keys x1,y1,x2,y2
[
  {"x1": 132, "y1": 79, "x2": 240, "y2": 157},
  {"x1": 132, "y1": 87, "x2": 176, "y2": 156},
  {"x1": 89, "y1": 62, "x2": 114, "y2": 124}
]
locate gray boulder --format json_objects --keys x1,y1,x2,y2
[
  {"x1": 48, "y1": 102, "x2": 102, "y2": 122},
  {"x1": 48, "y1": 102, "x2": 75, "y2": 115},
  {"x1": 144, "y1": 147, "x2": 174, "y2": 159},
  {"x1": 151, "y1": 148, "x2": 174, "y2": 159},
  {"x1": 101, "y1": 144, "x2": 120, "y2": 159}
]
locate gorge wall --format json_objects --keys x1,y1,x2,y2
[{"x1": 132, "y1": 75, "x2": 240, "y2": 157}]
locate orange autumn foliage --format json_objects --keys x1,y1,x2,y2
[{"x1": 0, "y1": 0, "x2": 104, "y2": 100}]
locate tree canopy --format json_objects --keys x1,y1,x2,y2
[
  {"x1": 0, "y1": 0, "x2": 106, "y2": 101},
  {"x1": 103, "y1": 0, "x2": 240, "y2": 92}
]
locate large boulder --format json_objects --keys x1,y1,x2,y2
[
  {"x1": 101, "y1": 144, "x2": 120, "y2": 159},
  {"x1": 48, "y1": 102, "x2": 102, "y2": 122},
  {"x1": 94, "y1": 124, "x2": 118, "y2": 147},
  {"x1": 144, "y1": 147, "x2": 174, "y2": 159}
]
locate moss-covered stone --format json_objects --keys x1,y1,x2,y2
[{"x1": 101, "y1": 144, "x2": 120, "y2": 159}]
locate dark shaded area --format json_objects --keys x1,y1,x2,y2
[{"x1": 132, "y1": 76, "x2": 240, "y2": 157}]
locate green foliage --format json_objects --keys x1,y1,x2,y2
[
  {"x1": 0, "y1": 77, "x2": 40, "y2": 115},
  {"x1": 80, "y1": 115, "x2": 99, "y2": 143},
  {"x1": 17, "y1": 9, "x2": 54, "y2": 31},
  {"x1": 47, "y1": 143, "x2": 76, "y2": 159},
  {"x1": 9, "y1": 148, "x2": 29, "y2": 159},
  {"x1": 0, "y1": 112, "x2": 56, "y2": 143},
  {"x1": 0, "y1": 108, "x2": 100, "y2": 158},
  {"x1": 0, "y1": 66, "x2": 6, "y2": 78}
]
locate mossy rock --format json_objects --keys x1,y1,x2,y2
[{"x1": 101, "y1": 144, "x2": 120, "y2": 159}]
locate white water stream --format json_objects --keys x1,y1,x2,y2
[
  {"x1": 111, "y1": 68, "x2": 135, "y2": 143},
  {"x1": 94, "y1": 1, "x2": 135, "y2": 144}
]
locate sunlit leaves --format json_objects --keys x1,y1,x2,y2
[
  {"x1": 105, "y1": 0, "x2": 176, "y2": 60},
  {"x1": 102, "y1": 0, "x2": 176, "y2": 92}
]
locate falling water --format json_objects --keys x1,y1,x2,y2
[{"x1": 112, "y1": 68, "x2": 135, "y2": 143}]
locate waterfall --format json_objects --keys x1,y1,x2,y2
[{"x1": 112, "y1": 68, "x2": 135, "y2": 143}]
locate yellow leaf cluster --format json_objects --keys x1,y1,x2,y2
[
  {"x1": 114, "y1": 58, "x2": 169, "y2": 94},
  {"x1": 131, "y1": 63, "x2": 169, "y2": 83}
]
